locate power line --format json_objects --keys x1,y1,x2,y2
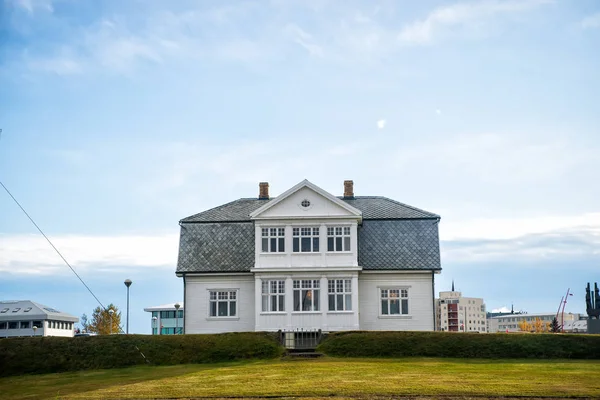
[{"x1": 0, "y1": 180, "x2": 106, "y2": 309}]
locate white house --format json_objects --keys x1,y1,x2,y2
[
  {"x1": 144, "y1": 302, "x2": 184, "y2": 335},
  {"x1": 0, "y1": 300, "x2": 79, "y2": 338},
  {"x1": 176, "y1": 180, "x2": 441, "y2": 334}
]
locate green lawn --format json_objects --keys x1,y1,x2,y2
[{"x1": 1, "y1": 358, "x2": 599, "y2": 400}]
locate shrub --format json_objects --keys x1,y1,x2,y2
[
  {"x1": 317, "y1": 331, "x2": 600, "y2": 359},
  {"x1": 0, "y1": 332, "x2": 283, "y2": 377}
]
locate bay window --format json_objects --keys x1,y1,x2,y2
[
  {"x1": 327, "y1": 226, "x2": 351, "y2": 252},
  {"x1": 293, "y1": 227, "x2": 320, "y2": 252},
  {"x1": 328, "y1": 279, "x2": 352, "y2": 311},
  {"x1": 262, "y1": 228, "x2": 285, "y2": 253},
  {"x1": 262, "y1": 280, "x2": 285, "y2": 312},
  {"x1": 293, "y1": 279, "x2": 320, "y2": 311}
]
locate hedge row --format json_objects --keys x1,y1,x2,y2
[
  {"x1": 0, "y1": 332, "x2": 283, "y2": 377},
  {"x1": 317, "y1": 331, "x2": 600, "y2": 359}
]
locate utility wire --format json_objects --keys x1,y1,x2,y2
[
  {"x1": 1, "y1": 179, "x2": 151, "y2": 363},
  {"x1": 0, "y1": 180, "x2": 107, "y2": 310}
]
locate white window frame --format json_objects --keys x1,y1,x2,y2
[
  {"x1": 261, "y1": 280, "x2": 285, "y2": 313},
  {"x1": 208, "y1": 290, "x2": 238, "y2": 318},
  {"x1": 379, "y1": 287, "x2": 409, "y2": 317},
  {"x1": 293, "y1": 279, "x2": 320, "y2": 312},
  {"x1": 261, "y1": 227, "x2": 285, "y2": 253},
  {"x1": 292, "y1": 227, "x2": 320, "y2": 253},
  {"x1": 327, "y1": 226, "x2": 351, "y2": 252},
  {"x1": 328, "y1": 279, "x2": 352, "y2": 312}
]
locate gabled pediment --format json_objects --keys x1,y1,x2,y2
[{"x1": 250, "y1": 180, "x2": 362, "y2": 220}]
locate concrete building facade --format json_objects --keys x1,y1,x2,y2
[{"x1": 436, "y1": 290, "x2": 486, "y2": 333}]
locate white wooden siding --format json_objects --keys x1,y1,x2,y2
[
  {"x1": 358, "y1": 272, "x2": 434, "y2": 331},
  {"x1": 185, "y1": 275, "x2": 255, "y2": 333}
]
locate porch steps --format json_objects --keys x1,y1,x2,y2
[{"x1": 283, "y1": 349, "x2": 324, "y2": 359}]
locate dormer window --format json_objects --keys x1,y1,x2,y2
[
  {"x1": 293, "y1": 227, "x2": 320, "y2": 252},
  {"x1": 327, "y1": 226, "x2": 351, "y2": 251},
  {"x1": 261, "y1": 228, "x2": 285, "y2": 253}
]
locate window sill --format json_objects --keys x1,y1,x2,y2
[
  {"x1": 325, "y1": 251, "x2": 353, "y2": 254},
  {"x1": 291, "y1": 252, "x2": 321, "y2": 255},
  {"x1": 260, "y1": 312, "x2": 287, "y2": 315},
  {"x1": 327, "y1": 311, "x2": 354, "y2": 314},
  {"x1": 291, "y1": 311, "x2": 322, "y2": 315},
  {"x1": 378, "y1": 315, "x2": 412, "y2": 319},
  {"x1": 260, "y1": 252, "x2": 286, "y2": 256},
  {"x1": 206, "y1": 317, "x2": 240, "y2": 321}
]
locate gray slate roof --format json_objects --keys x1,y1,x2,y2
[
  {"x1": 177, "y1": 196, "x2": 441, "y2": 274},
  {"x1": 180, "y1": 196, "x2": 439, "y2": 223}
]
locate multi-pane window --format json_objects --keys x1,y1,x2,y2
[
  {"x1": 160, "y1": 311, "x2": 176, "y2": 319},
  {"x1": 32, "y1": 321, "x2": 42, "y2": 328},
  {"x1": 328, "y1": 279, "x2": 352, "y2": 311},
  {"x1": 380, "y1": 288, "x2": 409, "y2": 315},
  {"x1": 293, "y1": 279, "x2": 320, "y2": 311},
  {"x1": 262, "y1": 228, "x2": 285, "y2": 253},
  {"x1": 209, "y1": 290, "x2": 237, "y2": 317},
  {"x1": 293, "y1": 227, "x2": 320, "y2": 252},
  {"x1": 0, "y1": 322, "x2": 6, "y2": 329},
  {"x1": 327, "y1": 227, "x2": 351, "y2": 251},
  {"x1": 262, "y1": 280, "x2": 285, "y2": 312}
]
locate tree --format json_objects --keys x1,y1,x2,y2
[
  {"x1": 518, "y1": 319, "x2": 532, "y2": 332},
  {"x1": 550, "y1": 317, "x2": 561, "y2": 333},
  {"x1": 85, "y1": 304, "x2": 122, "y2": 335},
  {"x1": 80, "y1": 313, "x2": 90, "y2": 333},
  {"x1": 533, "y1": 317, "x2": 549, "y2": 333}
]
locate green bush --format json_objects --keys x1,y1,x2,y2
[
  {"x1": 317, "y1": 331, "x2": 600, "y2": 359},
  {"x1": 0, "y1": 332, "x2": 284, "y2": 377}
]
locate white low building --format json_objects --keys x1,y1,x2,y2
[
  {"x1": 144, "y1": 303, "x2": 184, "y2": 335},
  {"x1": 0, "y1": 300, "x2": 78, "y2": 338},
  {"x1": 487, "y1": 312, "x2": 581, "y2": 333}
]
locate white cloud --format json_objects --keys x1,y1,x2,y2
[
  {"x1": 392, "y1": 132, "x2": 594, "y2": 184},
  {"x1": 581, "y1": 12, "x2": 600, "y2": 30},
  {"x1": 284, "y1": 24, "x2": 324, "y2": 57},
  {"x1": 0, "y1": 233, "x2": 179, "y2": 276},
  {"x1": 26, "y1": 56, "x2": 82, "y2": 75},
  {"x1": 492, "y1": 306, "x2": 511, "y2": 313},
  {"x1": 14, "y1": 0, "x2": 53, "y2": 14},
  {"x1": 441, "y1": 212, "x2": 600, "y2": 241},
  {"x1": 398, "y1": 0, "x2": 552, "y2": 45},
  {"x1": 377, "y1": 119, "x2": 386, "y2": 129}
]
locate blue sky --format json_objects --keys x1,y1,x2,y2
[{"x1": 1, "y1": 0, "x2": 599, "y2": 334}]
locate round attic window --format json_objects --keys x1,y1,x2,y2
[{"x1": 301, "y1": 199, "x2": 311, "y2": 208}]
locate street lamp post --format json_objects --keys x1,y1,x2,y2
[
  {"x1": 124, "y1": 279, "x2": 132, "y2": 334},
  {"x1": 152, "y1": 316, "x2": 157, "y2": 335},
  {"x1": 33, "y1": 325, "x2": 37, "y2": 337},
  {"x1": 108, "y1": 309, "x2": 114, "y2": 335},
  {"x1": 174, "y1": 303, "x2": 181, "y2": 335}
]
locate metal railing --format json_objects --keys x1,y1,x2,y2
[{"x1": 279, "y1": 328, "x2": 322, "y2": 350}]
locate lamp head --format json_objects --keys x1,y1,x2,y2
[{"x1": 124, "y1": 279, "x2": 132, "y2": 288}]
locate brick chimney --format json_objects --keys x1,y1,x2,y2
[
  {"x1": 259, "y1": 182, "x2": 269, "y2": 200},
  {"x1": 343, "y1": 180, "x2": 354, "y2": 199}
]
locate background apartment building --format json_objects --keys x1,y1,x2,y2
[
  {"x1": 436, "y1": 287, "x2": 486, "y2": 333},
  {"x1": 487, "y1": 312, "x2": 581, "y2": 333}
]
